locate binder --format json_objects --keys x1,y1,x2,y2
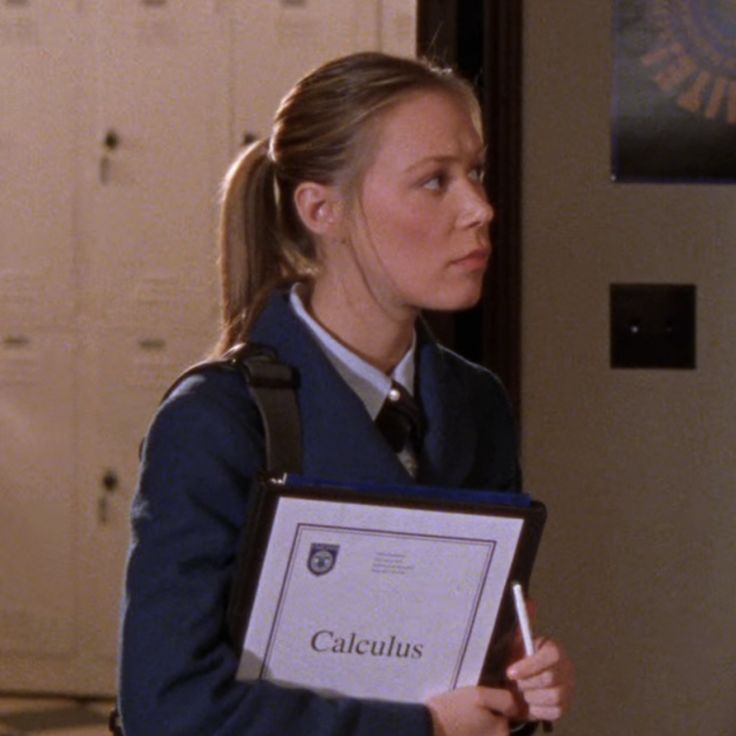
[{"x1": 227, "y1": 474, "x2": 546, "y2": 702}]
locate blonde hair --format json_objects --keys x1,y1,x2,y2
[{"x1": 215, "y1": 51, "x2": 478, "y2": 355}]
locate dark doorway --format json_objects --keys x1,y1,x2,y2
[{"x1": 417, "y1": 1, "x2": 523, "y2": 415}]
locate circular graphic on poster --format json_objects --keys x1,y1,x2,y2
[
  {"x1": 641, "y1": 0, "x2": 736, "y2": 123},
  {"x1": 612, "y1": 0, "x2": 736, "y2": 180}
]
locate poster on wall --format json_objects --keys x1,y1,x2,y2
[{"x1": 612, "y1": 0, "x2": 736, "y2": 182}]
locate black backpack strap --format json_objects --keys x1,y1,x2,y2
[
  {"x1": 152, "y1": 342, "x2": 302, "y2": 475},
  {"x1": 224, "y1": 342, "x2": 302, "y2": 476}
]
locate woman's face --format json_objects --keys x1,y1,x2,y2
[{"x1": 340, "y1": 90, "x2": 493, "y2": 316}]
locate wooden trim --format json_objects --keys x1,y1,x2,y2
[
  {"x1": 417, "y1": 0, "x2": 458, "y2": 64},
  {"x1": 482, "y1": 0, "x2": 523, "y2": 416},
  {"x1": 417, "y1": 1, "x2": 523, "y2": 416}
]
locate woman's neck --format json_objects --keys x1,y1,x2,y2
[{"x1": 307, "y1": 278, "x2": 417, "y2": 375}]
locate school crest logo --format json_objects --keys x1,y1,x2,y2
[{"x1": 307, "y1": 543, "x2": 339, "y2": 576}]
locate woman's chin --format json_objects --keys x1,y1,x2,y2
[{"x1": 421, "y1": 286, "x2": 484, "y2": 313}]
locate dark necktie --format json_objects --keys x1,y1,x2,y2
[{"x1": 375, "y1": 381, "x2": 423, "y2": 459}]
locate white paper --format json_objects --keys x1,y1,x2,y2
[{"x1": 238, "y1": 496, "x2": 524, "y2": 703}]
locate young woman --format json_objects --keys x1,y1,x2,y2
[{"x1": 119, "y1": 52, "x2": 573, "y2": 736}]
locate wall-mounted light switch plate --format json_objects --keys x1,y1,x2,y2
[{"x1": 610, "y1": 284, "x2": 696, "y2": 369}]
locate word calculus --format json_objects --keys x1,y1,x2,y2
[{"x1": 310, "y1": 630, "x2": 424, "y2": 659}]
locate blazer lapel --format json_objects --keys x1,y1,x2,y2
[
  {"x1": 251, "y1": 292, "x2": 414, "y2": 485},
  {"x1": 416, "y1": 328, "x2": 478, "y2": 488}
]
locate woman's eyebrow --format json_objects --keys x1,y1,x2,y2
[
  {"x1": 403, "y1": 146, "x2": 488, "y2": 174},
  {"x1": 403, "y1": 155, "x2": 455, "y2": 173}
]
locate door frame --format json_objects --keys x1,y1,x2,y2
[{"x1": 417, "y1": 0, "x2": 523, "y2": 417}]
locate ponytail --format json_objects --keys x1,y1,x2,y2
[{"x1": 215, "y1": 139, "x2": 314, "y2": 356}]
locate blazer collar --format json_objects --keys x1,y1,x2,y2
[
  {"x1": 251, "y1": 291, "x2": 411, "y2": 484},
  {"x1": 250, "y1": 291, "x2": 478, "y2": 489}
]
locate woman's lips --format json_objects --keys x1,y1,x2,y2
[{"x1": 451, "y1": 247, "x2": 491, "y2": 269}]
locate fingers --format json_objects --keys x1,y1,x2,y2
[
  {"x1": 426, "y1": 686, "x2": 519, "y2": 736},
  {"x1": 513, "y1": 664, "x2": 559, "y2": 690},
  {"x1": 520, "y1": 682, "x2": 567, "y2": 721},
  {"x1": 475, "y1": 687, "x2": 518, "y2": 719},
  {"x1": 506, "y1": 638, "x2": 560, "y2": 680},
  {"x1": 527, "y1": 703, "x2": 566, "y2": 722},
  {"x1": 522, "y1": 687, "x2": 564, "y2": 707},
  {"x1": 506, "y1": 638, "x2": 574, "y2": 723}
]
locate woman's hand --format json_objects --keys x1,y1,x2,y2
[
  {"x1": 426, "y1": 685, "x2": 518, "y2": 736},
  {"x1": 505, "y1": 637, "x2": 574, "y2": 723}
]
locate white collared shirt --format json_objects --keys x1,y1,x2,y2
[
  {"x1": 289, "y1": 284, "x2": 419, "y2": 475},
  {"x1": 289, "y1": 284, "x2": 416, "y2": 415}
]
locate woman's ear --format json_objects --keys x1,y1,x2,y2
[{"x1": 293, "y1": 181, "x2": 345, "y2": 239}]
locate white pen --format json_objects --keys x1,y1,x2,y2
[
  {"x1": 511, "y1": 582, "x2": 554, "y2": 733},
  {"x1": 511, "y1": 581, "x2": 535, "y2": 656}
]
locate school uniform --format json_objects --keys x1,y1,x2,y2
[{"x1": 118, "y1": 289, "x2": 521, "y2": 735}]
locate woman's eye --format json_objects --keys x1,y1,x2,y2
[
  {"x1": 422, "y1": 172, "x2": 447, "y2": 191},
  {"x1": 469, "y1": 165, "x2": 485, "y2": 183}
]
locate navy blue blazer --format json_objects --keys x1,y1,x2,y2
[{"x1": 119, "y1": 290, "x2": 520, "y2": 735}]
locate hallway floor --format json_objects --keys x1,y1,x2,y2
[{"x1": 0, "y1": 697, "x2": 114, "y2": 736}]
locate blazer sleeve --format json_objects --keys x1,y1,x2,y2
[
  {"x1": 480, "y1": 369, "x2": 522, "y2": 492},
  {"x1": 118, "y1": 369, "x2": 432, "y2": 736},
  {"x1": 460, "y1": 363, "x2": 522, "y2": 493}
]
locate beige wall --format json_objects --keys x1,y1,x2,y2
[{"x1": 521, "y1": 2, "x2": 736, "y2": 733}]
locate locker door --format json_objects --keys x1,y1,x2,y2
[
  {"x1": 0, "y1": 1, "x2": 82, "y2": 328},
  {"x1": 0, "y1": 1, "x2": 87, "y2": 693},
  {"x1": 230, "y1": 0, "x2": 381, "y2": 148},
  {"x1": 82, "y1": 0, "x2": 230, "y2": 336},
  {"x1": 75, "y1": 329, "x2": 205, "y2": 685},
  {"x1": 72, "y1": 0, "x2": 231, "y2": 692},
  {"x1": 0, "y1": 333, "x2": 78, "y2": 691}
]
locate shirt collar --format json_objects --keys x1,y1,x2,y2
[{"x1": 289, "y1": 283, "x2": 416, "y2": 420}]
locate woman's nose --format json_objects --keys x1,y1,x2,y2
[{"x1": 457, "y1": 183, "x2": 494, "y2": 229}]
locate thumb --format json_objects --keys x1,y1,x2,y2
[{"x1": 476, "y1": 687, "x2": 517, "y2": 717}]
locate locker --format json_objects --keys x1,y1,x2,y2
[
  {"x1": 0, "y1": 1, "x2": 84, "y2": 328},
  {"x1": 0, "y1": 333, "x2": 77, "y2": 662},
  {"x1": 75, "y1": 328, "x2": 211, "y2": 667},
  {"x1": 230, "y1": 0, "x2": 381, "y2": 148},
  {"x1": 80, "y1": 0, "x2": 229, "y2": 335},
  {"x1": 0, "y1": 0, "x2": 416, "y2": 697}
]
